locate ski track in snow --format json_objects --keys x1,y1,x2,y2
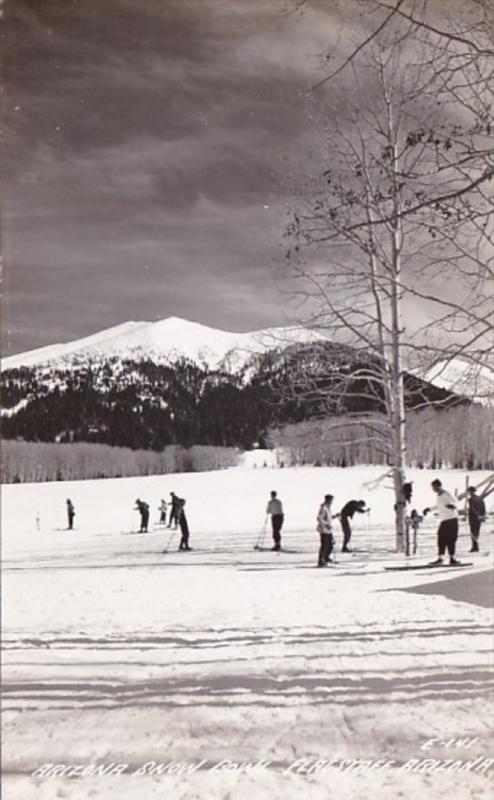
[{"x1": 2, "y1": 466, "x2": 494, "y2": 799}]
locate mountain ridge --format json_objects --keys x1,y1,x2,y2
[
  {"x1": 1, "y1": 317, "x2": 474, "y2": 451},
  {"x1": 1, "y1": 316, "x2": 327, "y2": 372}
]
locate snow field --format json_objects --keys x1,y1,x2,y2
[{"x1": 2, "y1": 465, "x2": 494, "y2": 799}]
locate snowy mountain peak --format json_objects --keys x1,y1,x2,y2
[
  {"x1": 2, "y1": 316, "x2": 326, "y2": 372},
  {"x1": 419, "y1": 358, "x2": 494, "y2": 406}
]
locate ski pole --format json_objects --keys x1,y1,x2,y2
[
  {"x1": 254, "y1": 517, "x2": 268, "y2": 550},
  {"x1": 330, "y1": 514, "x2": 340, "y2": 563},
  {"x1": 133, "y1": 508, "x2": 143, "y2": 533},
  {"x1": 163, "y1": 527, "x2": 176, "y2": 553}
]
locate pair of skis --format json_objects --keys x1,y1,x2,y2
[
  {"x1": 253, "y1": 518, "x2": 299, "y2": 553},
  {"x1": 384, "y1": 561, "x2": 473, "y2": 571}
]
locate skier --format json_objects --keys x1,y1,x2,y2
[
  {"x1": 135, "y1": 499, "x2": 150, "y2": 533},
  {"x1": 66, "y1": 499, "x2": 75, "y2": 530},
  {"x1": 317, "y1": 494, "x2": 335, "y2": 567},
  {"x1": 424, "y1": 479, "x2": 460, "y2": 565},
  {"x1": 405, "y1": 509, "x2": 422, "y2": 555},
  {"x1": 177, "y1": 498, "x2": 191, "y2": 551},
  {"x1": 167, "y1": 492, "x2": 181, "y2": 529},
  {"x1": 158, "y1": 498, "x2": 167, "y2": 525},
  {"x1": 467, "y1": 486, "x2": 486, "y2": 552},
  {"x1": 266, "y1": 490, "x2": 284, "y2": 551},
  {"x1": 338, "y1": 499, "x2": 367, "y2": 552}
]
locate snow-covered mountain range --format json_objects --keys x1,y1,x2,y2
[
  {"x1": 3, "y1": 318, "x2": 492, "y2": 404},
  {"x1": 2, "y1": 316, "x2": 489, "y2": 452},
  {"x1": 2, "y1": 317, "x2": 326, "y2": 372},
  {"x1": 411, "y1": 358, "x2": 494, "y2": 406}
]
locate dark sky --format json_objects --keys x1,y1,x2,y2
[{"x1": 3, "y1": 0, "x2": 364, "y2": 355}]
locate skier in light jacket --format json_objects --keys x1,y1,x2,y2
[
  {"x1": 424, "y1": 479, "x2": 460, "y2": 565},
  {"x1": 317, "y1": 494, "x2": 335, "y2": 567},
  {"x1": 266, "y1": 490, "x2": 284, "y2": 551}
]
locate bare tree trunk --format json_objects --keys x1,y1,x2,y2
[{"x1": 386, "y1": 73, "x2": 407, "y2": 552}]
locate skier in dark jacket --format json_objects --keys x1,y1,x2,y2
[
  {"x1": 467, "y1": 487, "x2": 486, "y2": 552},
  {"x1": 135, "y1": 499, "x2": 150, "y2": 533},
  {"x1": 339, "y1": 499, "x2": 367, "y2": 552},
  {"x1": 167, "y1": 492, "x2": 181, "y2": 529},
  {"x1": 177, "y1": 498, "x2": 191, "y2": 550},
  {"x1": 66, "y1": 499, "x2": 75, "y2": 530}
]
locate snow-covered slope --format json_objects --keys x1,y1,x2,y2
[
  {"x1": 3, "y1": 466, "x2": 494, "y2": 800},
  {"x1": 1, "y1": 317, "x2": 326, "y2": 372},
  {"x1": 419, "y1": 358, "x2": 494, "y2": 405}
]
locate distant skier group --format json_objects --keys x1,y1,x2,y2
[
  {"x1": 266, "y1": 480, "x2": 489, "y2": 568},
  {"x1": 315, "y1": 495, "x2": 368, "y2": 567},
  {"x1": 135, "y1": 492, "x2": 191, "y2": 549},
  {"x1": 264, "y1": 490, "x2": 369, "y2": 566}
]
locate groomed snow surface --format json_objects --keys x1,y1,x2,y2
[{"x1": 2, "y1": 465, "x2": 494, "y2": 800}]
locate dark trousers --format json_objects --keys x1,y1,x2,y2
[
  {"x1": 140, "y1": 511, "x2": 149, "y2": 532},
  {"x1": 469, "y1": 518, "x2": 481, "y2": 550},
  {"x1": 437, "y1": 519, "x2": 458, "y2": 557},
  {"x1": 318, "y1": 534, "x2": 334, "y2": 565},
  {"x1": 340, "y1": 516, "x2": 352, "y2": 550},
  {"x1": 271, "y1": 514, "x2": 284, "y2": 546},
  {"x1": 168, "y1": 509, "x2": 179, "y2": 528},
  {"x1": 160, "y1": 511, "x2": 167, "y2": 524},
  {"x1": 179, "y1": 514, "x2": 190, "y2": 549},
  {"x1": 67, "y1": 512, "x2": 75, "y2": 530}
]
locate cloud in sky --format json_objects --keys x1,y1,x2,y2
[
  {"x1": 3, "y1": 0, "x2": 478, "y2": 356},
  {"x1": 5, "y1": 0, "x2": 359, "y2": 353}
]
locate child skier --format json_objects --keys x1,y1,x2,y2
[{"x1": 158, "y1": 499, "x2": 167, "y2": 525}]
